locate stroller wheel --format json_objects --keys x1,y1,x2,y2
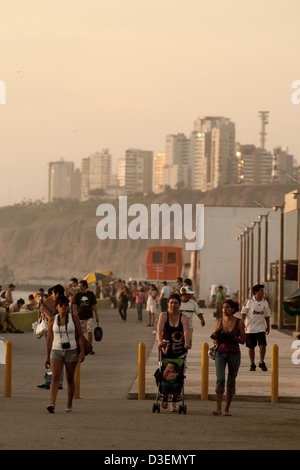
[{"x1": 183, "y1": 405, "x2": 187, "y2": 414}]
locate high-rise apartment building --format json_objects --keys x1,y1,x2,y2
[
  {"x1": 272, "y1": 146, "x2": 294, "y2": 183},
  {"x1": 89, "y1": 149, "x2": 112, "y2": 192},
  {"x1": 236, "y1": 143, "x2": 273, "y2": 184},
  {"x1": 48, "y1": 160, "x2": 80, "y2": 202},
  {"x1": 154, "y1": 153, "x2": 167, "y2": 193},
  {"x1": 80, "y1": 149, "x2": 112, "y2": 200},
  {"x1": 125, "y1": 148, "x2": 153, "y2": 195},
  {"x1": 192, "y1": 116, "x2": 235, "y2": 191},
  {"x1": 165, "y1": 134, "x2": 190, "y2": 188},
  {"x1": 117, "y1": 159, "x2": 126, "y2": 188}
]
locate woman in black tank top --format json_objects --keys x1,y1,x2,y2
[{"x1": 157, "y1": 293, "x2": 191, "y2": 358}]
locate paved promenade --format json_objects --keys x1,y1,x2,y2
[
  {"x1": 129, "y1": 308, "x2": 300, "y2": 401},
  {"x1": 1, "y1": 306, "x2": 300, "y2": 451}
]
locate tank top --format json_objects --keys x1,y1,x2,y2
[
  {"x1": 217, "y1": 318, "x2": 241, "y2": 354},
  {"x1": 52, "y1": 314, "x2": 77, "y2": 351},
  {"x1": 162, "y1": 312, "x2": 185, "y2": 358}
]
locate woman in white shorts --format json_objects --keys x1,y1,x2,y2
[
  {"x1": 45, "y1": 295, "x2": 85, "y2": 413},
  {"x1": 146, "y1": 284, "x2": 158, "y2": 327}
]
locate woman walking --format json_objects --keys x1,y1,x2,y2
[
  {"x1": 212, "y1": 299, "x2": 245, "y2": 416},
  {"x1": 45, "y1": 295, "x2": 85, "y2": 413}
]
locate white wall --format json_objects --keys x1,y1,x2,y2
[{"x1": 197, "y1": 206, "x2": 280, "y2": 304}]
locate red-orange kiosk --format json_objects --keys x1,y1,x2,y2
[{"x1": 146, "y1": 246, "x2": 183, "y2": 281}]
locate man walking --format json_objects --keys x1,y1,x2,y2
[
  {"x1": 72, "y1": 280, "x2": 99, "y2": 353},
  {"x1": 241, "y1": 284, "x2": 271, "y2": 371}
]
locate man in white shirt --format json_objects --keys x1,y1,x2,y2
[
  {"x1": 179, "y1": 286, "x2": 205, "y2": 346},
  {"x1": 159, "y1": 281, "x2": 172, "y2": 312},
  {"x1": 241, "y1": 284, "x2": 271, "y2": 372}
]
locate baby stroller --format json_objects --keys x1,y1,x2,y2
[{"x1": 152, "y1": 348, "x2": 187, "y2": 414}]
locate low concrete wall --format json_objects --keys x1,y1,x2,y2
[{"x1": 10, "y1": 310, "x2": 39, "y2": 332}]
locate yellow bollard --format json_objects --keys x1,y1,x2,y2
[
  {"x1": 201, "y1": 342, "x2": 209, "y2": 400},
  {"x1": 271, "y1": 344, "x2": 279, "y2": 403},
  {"x1": 4, "y1": 340, "x2": 12, "y2": 397},
  {"x1": 74, "y1": 361, "x2": 81, "y2": 399},
  {"x1": 138, "y1": 342, "x2": 146, "y2": 400}
]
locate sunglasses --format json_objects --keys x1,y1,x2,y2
[{"x1": 58, "y1": 303, "x2": 69, "y2": 307}]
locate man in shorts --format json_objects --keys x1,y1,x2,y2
[
  {"x1": 241, "y1": 284, "x2": 271, "y2": 371},
  {"x1": 72, "y1": 280, "x2": 99, "y2": 354}
]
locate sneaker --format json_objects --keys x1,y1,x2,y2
[
  {"x1": 259, "y1": 361, "x2": 268, "y2": 371},
  {"x1": 250, "y1": 363, "x2": 256, "y2": 371}
]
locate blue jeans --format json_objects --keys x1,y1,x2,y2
[{"x1": 215, "y1": 352, "x2": 241, "y2": 394}]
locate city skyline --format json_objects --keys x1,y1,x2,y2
[{"x1": 1, "y1": 0, "x2": 300, "y2": 206}]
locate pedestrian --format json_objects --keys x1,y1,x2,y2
[
  {"x1": 72, "y1": 280, "x2": 99, "y2": 353},
  {"x1": 136, "y1": 286, "x2": 145, "y2": 322},
  {"x1": 241, "y1": 284, "x2": 271, "y2": 371},
  {"x1": 157, "y1": 293, "x2": 190, "y2": 359},
  {"x1": 159, "y1": 281, "x2": 172, "y2": 313},
  {"x1": 118, "y1": 285, "x2": 130, "y2": 322},
  {"x1": 215, "y1": 286, "x2": 226, "y2": 319},
  {"x1": 211, "y1": 299, "x2": 245, "y2": 416},
  {"x1": 37, "y1": 285, "x2": 65, "y2": 390},
  {"x1": 179, "y1": 286, "x2": 205, "y2": 345},
  {"x1": 45, "y1": 295, "x2": 85, "y2": 413},
  {"x1": 146, "y1": 284, "x2": 158, "y2": 327}
]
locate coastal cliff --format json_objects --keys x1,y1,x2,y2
[{"x1": 0, "y1": 184, "x2": 295, "y2": 282}]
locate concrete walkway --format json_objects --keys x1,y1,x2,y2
[{"x1": 129, "y1": 308, "x2": 300, "y2": 402}]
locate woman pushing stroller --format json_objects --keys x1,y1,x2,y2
[{"x1": 156, "y1": 293, "x2": 190, "y2": 411}]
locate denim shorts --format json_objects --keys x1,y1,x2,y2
[{"x1": 50, "y1": 348, "x2": 79, "y2": 363}]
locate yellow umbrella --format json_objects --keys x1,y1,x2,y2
[{"x1": 83, "y1": 270, "x2": 113, "y2": 284}]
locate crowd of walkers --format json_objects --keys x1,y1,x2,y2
[{"x1": 0, "y1": 276, "x2": 271, "y2": 417}]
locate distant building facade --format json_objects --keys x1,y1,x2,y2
[{"x1": 48, "y1": 160, "x2": 80, "y2": 202}]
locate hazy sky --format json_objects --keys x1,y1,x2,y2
[{"x1": 1, "y1": 0, "x2": 300, "y2": 206}]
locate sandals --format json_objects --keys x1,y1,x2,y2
[
  {"x1": 170, "y1": 403, "x2": 177, "y2": 412},
  {"x1": 46, "y1": 404, "x2": 55, "y2": 414}
]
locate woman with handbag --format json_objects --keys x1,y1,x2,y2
[
  {"x1": 45, "y1": 295, "x2": 85, "y2": 413},
  {"x1": 212, "y1": 299, "x2": 245, "y2": 416}
]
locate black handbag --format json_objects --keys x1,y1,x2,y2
[{"x1": 94, "y1": 321, "x2": 103, "y2": 342}]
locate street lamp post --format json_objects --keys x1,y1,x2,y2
[
  {"x1": 258, "y1": 213, "x2": 269, "y2": 282},
  {"x1": 236, "y1": 233, "x2": 243, "y2": 307},
  {"x1": 273, "y1": 205, "x2": 284, "y2": 330},
  {"x1": 256, "y1": 218, "x2": 262, "y2": 284},
  {"x1": 247, "y1": 226, "x2": 254, "y2": 298}
]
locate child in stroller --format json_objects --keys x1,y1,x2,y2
[
  {"x1": 162, "y1": 361, "x2": 180, "y2": 411},
  {"x1": 153, "y1": 353, "x2": 187, "y2": 414}
]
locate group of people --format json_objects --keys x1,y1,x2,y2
[
  {"x1": 115, "y1": 277, "x2": 201, "y2": 328},
  {"x1": 0, "y1": 283, "x2": 25, "y2": 333},
  {"x1": 156, "y1": 283, "x2": 271, "y2": 416}
]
